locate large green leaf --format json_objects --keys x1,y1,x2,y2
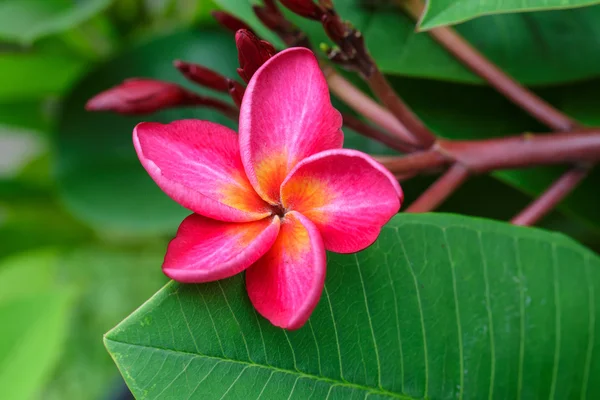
[
  {"x1": 0, "y1": 0, "x2": 112, "y2": 44},
  {"x1": 105, "y1": 214, "x2": 600, "y2": 399},
  {"x1": 419, "y1": 0, "x2": 600, "y2": 30},
  {"x1": 215, "y1": 0, "x2": 600, "y2": 86},
  {"x1": 0, "y1": 250, "x2": 74, "y2": 400}
]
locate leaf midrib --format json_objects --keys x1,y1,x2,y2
[{"x1": 104, "y1": 337, "x2": 416, "y2": 400}]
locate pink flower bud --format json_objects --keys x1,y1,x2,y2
[
  {"x1": 173, "y1": 60, "x2": 229, "y2": 92},
  {"x1": 235, "y1": 29, "x2": 276, "y2": 83},
  {"x1": 279, "y1": 0, "x2": 323, "y2": 20},
  {"x1": 211, "y1": 11, "x2": 253, "y2": 34},
  {"x1": 85, "y1": 79, "x2": 192, "y2": 115}
]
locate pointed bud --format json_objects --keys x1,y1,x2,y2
[
  {"x1": 85, "y1": 79, "x2": 193, "y2": 115},
  {"x1": 235, "y1": 29, "x2": 276, "y2": 83},
  {"x1": 279, "y1": 0, "x2": 324, "y2": 20},
  {"x1": 228, "y1": 79, "x2": 245, "y2": 108},
  {"x1": 173, "y1": 60, "x2": 229, "y2": 92},
  {"x1": 211, "y1": 11, "x2": 254, "y2": 34}
]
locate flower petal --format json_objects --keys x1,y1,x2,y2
[
  {"x1": 246, "y1": 211, "x2": 325, "y2": 330},
  {"x1": 281, "y1": 149, "x2": 402, "y2": 253},
  {"x1": 239, "y1": 47, "x2": 343, "y2": 204},
  {"x1": 163, "y1": 214, "x2": 280, "y2": 283},
  {"x1": 134, "y1": 120, "x2": 272, "y2": 222}
]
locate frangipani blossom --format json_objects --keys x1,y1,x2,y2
[{"x1": 133, "y1": 48, "x2": 403, "y2": 329}]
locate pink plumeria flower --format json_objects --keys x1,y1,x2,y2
[{"x1": 133, "y1": 48, "x2": 403, "y2": 330}]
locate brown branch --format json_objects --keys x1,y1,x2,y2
[
  {"x1": 342, "y1": 113, "x2": 418, "y2": 153},
  {"x1": 406, "y1": 163, "x2": 469, "y2": 212},
  {"x1": 511, "y1": 168, "x2": 588, "y2": 226},
  {"x1": 366, "y1": 70, "x2": 437, "y2": 147},
  {"x1": 377, "y1": 150, "x2": 449, "y2": 173},
  {"x1": 400, "y1": 0, "x2": 580, "y2": 132},
  {"x1": 439, "y1": 131, "x2": 600, "y2": 173},
  {"x1": 189, "y1": 95, "x2": 239, "y2": 121},
  {"x1": 313, "y1": 3, "x2": 436, "y2": 147},
  {"x1": 324, "y1": 66, "x2": 420, "y2": 146}
]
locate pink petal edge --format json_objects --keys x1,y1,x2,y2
[
  {"x1": 134, "y1": 120, "x2": 272, "y2": 222},
  {"x1": 239, "y1": 47, "x2": 343, "y2": 204},
  {"x1": 280, "y1": 149, "x2": 403, "y2": 254},
  {"x1": 246, "y1": 211, "x2": 326, "y2": 330},
  {"x1": 163, "y1": 214, "x2": 280, "y2": 283}
]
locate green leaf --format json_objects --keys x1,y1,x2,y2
[
  {"x1": 419, "y1": 0, "x2": 600, "y2": 30},
  {"x1": 0, "y1": 250, "x2": 75, "y2": 400},
  {"x1": 0, "y1": 53, "x2": 86, "y2": 101},
  {"x1": 215, "y1": 0, "x2": 600, "y2": 86},
  {"x1": 0, "y1": 0, "x2": 112, "y2": 44},
  {"x1": 105, "y1": 214, "x2": 600, "y2": 399}
]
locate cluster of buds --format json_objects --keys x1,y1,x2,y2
[
  {"x1": 86, "y1": 12, "x2": 275, "y2": 117},
  {"x1": 278, "y1": 0, "x2": 375, "y2": 77},
  {"x1": 86, "y1": 1, "x2": 374, "y2": 117}
]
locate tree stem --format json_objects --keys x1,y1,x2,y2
[
  {"x1": 439, "y1": 131, "x2": 600, "y2": 172},
  {"x1": 342, "y1": 113, "x2": 418, "y2": 153},
  {"x1": 380, "y1": 130, "x2": 600, "y2": 175},
  {"x1": 377, "y1": 150, "x2": 449, "y2": 173},
  {"x1": 366, "y1": 69, "x2": 437, "y2": 147},
  {"x1": 406, "y1": 163, "x2": 469, "y2": 212},
  {"x1": 400, "y1": 0, "x2": 580, "y2": 131},
  {"x1": 323, "y1": 66, "x2": 420, "y2": 146},
  {"x1": 511, "y1": 168, "x2": 588, "y2": 226}
]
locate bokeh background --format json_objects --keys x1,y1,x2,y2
[{"x1": 1, "y1": 1, "x2": 599, "y2": 399}]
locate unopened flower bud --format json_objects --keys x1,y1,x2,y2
[
  {"x1": 279, "y1": 0, "x2": 324, "y2": 20},
  {"x1": 235, "y1": 29, "x2": 276, "y2": 83},
  {"x1": 211, "y1": 11, "x2": 254, "y2": 34},
  {"x1": 85, "y1": 79, "x2": 193, "y2": 115},
  {"x1": 173, "y1": 60, "x2": 229, "y2": 92}
]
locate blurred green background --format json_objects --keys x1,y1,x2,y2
[{"x1": 1, "y1": 1, "x2": 599, "y2": 399}]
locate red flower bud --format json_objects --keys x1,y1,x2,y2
[
  {"x1": 173, "y1": 60, "x2": 229, "y2": 93},
  {"x1": 279, "y1": 0, "x2": 324, "y2": 20},
  {"x1": 211, "y1": 11, "x2": 254, "y2": 34},
  {"x1": 85, "y1": 79, "x2": 193, "y2": 115},
  {"x1": 235, "y1": 29, "x2": 276, "y2": 83}
]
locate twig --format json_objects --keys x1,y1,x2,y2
[
  {"x1": 366, "y1": 70, "x2": 437, "y2": 147},
  {"x1": 406, "y1": 163, "x2": 469, "y2": 212},
  {"x1": 378, "y1": 149, "x2": 448, "y2": 172},
  {"x1": 439, "y1": 131, "x2": 600, "y2": 172},
  {"x1": 511, "y1": 167, "x2": 588, "y2": 226},
  {"x1": 189, "y1": 95, "x2": 239, "y2": 121},
  {"x1": 400, "y1": 0, "x2": 580, "y2": 132},
  {"x1": 314, "y1": 3, "x2": 436, "y2": 147},
  {"x1": 341, "y1": 113, "x2": 418, "y2": 153},
  {"x1": 323, "y1": 66, "x2": 420, "y2": 146}
]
